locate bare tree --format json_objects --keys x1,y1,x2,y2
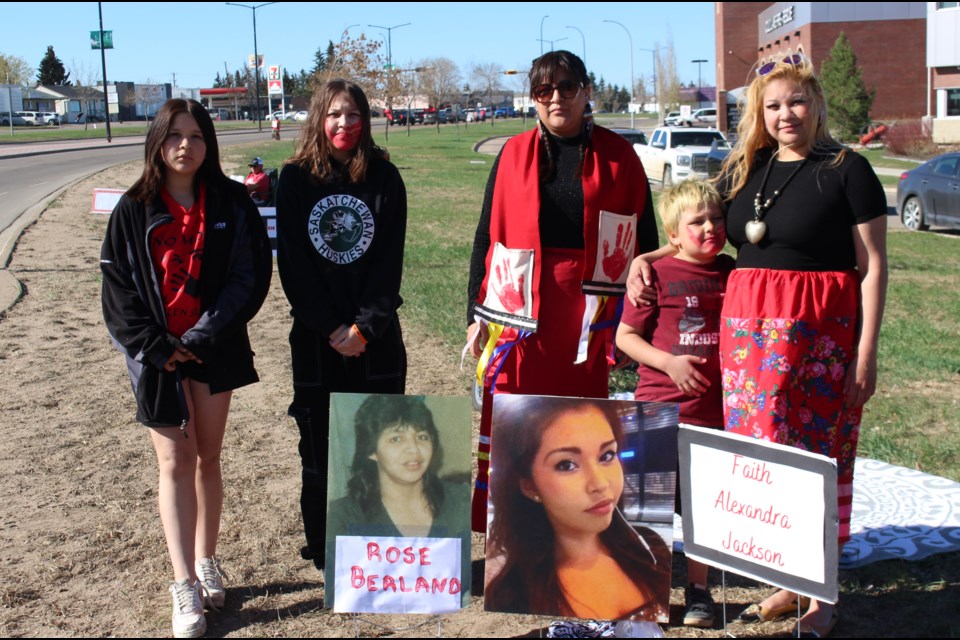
[
  {"x1": 655, "y1": 38, "x2": 681, "y2": 118},
  {"x1": 136, "y1": 78, "x2": 165, "y2": 120},
  {"x1": 633, "y1": 73, "x2": 650, "y2": 111},
  {"x1": 418, "y1": 57, "x2": 460, "y2": 108},
  {"x1": 68, "y1": 58, "x2": 104, "y2": 129},
  {"x1": 470, "y1": 62, "x2": 505, "y2": 110}
]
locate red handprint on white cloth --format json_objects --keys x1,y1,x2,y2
[
  {"x1": 601, "y1": 222, "x2": 634, "y2": 281},
  {"x1": 493, "y1": 257, "x2": 525, "y2": 313}
]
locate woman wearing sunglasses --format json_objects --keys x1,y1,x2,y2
[
  {"x1": 465, "y1": 50, "x2": 659, "y2": 531},
  {"x1": 629, "y1": 53, "x2": 887, "y2": 638}
]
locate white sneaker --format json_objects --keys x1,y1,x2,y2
[
  {"x1": 195, "y1": 556, "x2": 226, "y2": 610},
  {"x1": 170, "y1": 578, "x2": 206, "y2": 638}
]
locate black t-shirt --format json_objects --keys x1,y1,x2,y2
[{"x1": 724, "y1": 150, "x2": 886, "y2": 271}]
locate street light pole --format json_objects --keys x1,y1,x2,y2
[
  {"x1": 369, "y1": 22, "x2": 411, "y2": 113},
  {"x1": 537, "y1": 37, "x2": 568, "y2": 53},
  {"x1": 226, "y1": 2, "x2": 276, "y2": 132},
  {"x1": 603, "y1": 19, "x2": 634, "y2": 129},
  {"x1": 540, "y1": 15, "x2": 549, "y2": 56},
  {"x1": 97, "y1": 1, "x2": 112, "y2": 142},
  {"x1": 639, "y1": 46, "x2": 660, "y2": 123},
  {"x1": 692, "y1": 59, "x2": 707, "y2": 110},
  {"x1": 566, "y1": 25, "x2": 586, "y2": 66},
  {"x1": 370, "y1": 22, "x2": 411, "y2": 73}
]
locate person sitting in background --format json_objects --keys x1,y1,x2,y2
[{"x1": 244, "y1": 157, "x2": 270, "y2": 205}]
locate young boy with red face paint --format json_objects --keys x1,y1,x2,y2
[{"x1": 615, "y1": 179, "x2": 732, "y2": 629}]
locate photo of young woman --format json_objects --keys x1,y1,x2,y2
[
  {"x1": 324, "y1": 394, "x2": 472, "y2": 610},
  {"x1": 484, "y1": 395, "x2": 673, "y2": 621}
]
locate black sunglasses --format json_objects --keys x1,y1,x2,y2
[{"x1": 532, "y1": 80, "x2": 582, "y2": 103}]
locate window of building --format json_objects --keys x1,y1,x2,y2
[{"x1": 948, "y1": 89, "x2": 960, "y2": 117}]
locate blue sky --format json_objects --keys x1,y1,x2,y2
[{"x1": 3, "y1": 2, "x2": 716, "y2": 93}]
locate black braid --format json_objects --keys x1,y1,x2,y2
[{"x1": 538, "y1": 120, "x2": 557, "y2": 183}]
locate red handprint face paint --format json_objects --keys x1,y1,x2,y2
[
  {"x1": 324, "y1": 92, "x2": 363, "y2": 161},
  {"x1": 670, "y1": 203, "x2": 727, "y2": 264}
]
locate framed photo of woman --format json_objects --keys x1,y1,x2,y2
[
  {"x1": 484, "y1": 395, "x2": 677, "y2": 621},
  {"x1": 325, "y1": 393, "x2": 472, "y2": 613}
]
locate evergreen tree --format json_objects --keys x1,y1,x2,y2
[
  {"x1": 37, "y1": 45, "x2": 71, "y2": 86},
  {"x1": 326, "y1": 41, "x2": 336, "y2": 70},
  {"x1": 819, "y1": 32, "x2": 875, "y2": 140}
]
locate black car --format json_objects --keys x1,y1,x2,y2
[
  {"x1": 897, "y1": 152, "x2": 960, "y2": 231},
  {"x1": 610, "y1": 128, "x2": 648, "y2": 147},
  {"x1": 706, "y1": 139, "x2": 732, "y2": 177},
  {"x1": 386, "y1": 109, "x2": 409, "y2": 126}
]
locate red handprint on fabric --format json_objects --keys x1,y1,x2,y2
[
  {"x1": 601, "y1": 222, "x2": 634, "y2": 281},
  {"x1": 494, "y1": 258, "x2": 525, "y2": 313}
]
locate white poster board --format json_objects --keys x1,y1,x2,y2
[
  {"x1": 334, "y1": 536, "x2": 462, "y2": 614},
  {"x1": 678, "y1": 426, "x2": 839, "y2": 603},
  {"x1": 90, "y1": 188, "x2": 125, "y2": 214},
  {"x1": 258, "y1": 206, "x2": 276, "y2": 257}
]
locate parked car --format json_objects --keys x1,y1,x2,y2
[
  {"x1": 663, "y1": 111, "x2": 682, "y2": 126},
  {"x1": 1, "y1": 112, "x2": 33, "y2": 126},
  {"x1": 693, "y1": 108, "x2": 717, "y2": 126},
  {"x1": 896, "y1": 152, "x2": 960, "y2": 232},
  {"x1": 611, "y1": 128, "x2": 648, "y2": 148},
  {"x1": 636, "y1": 126, "x2": 727, "y2": 187},
  {"x1": 494, "y1": 106, "x2": 516, "y2": 118},
  {"x1": 705, "y1": 138, "x2": 732, "y2": 177},
  {"x1": 292, "y1": 111, "x2": 309, "y2": 121},
  {"x1": 438, "y1": 106, "x2": 464, "y2": 123},
  {"x1": 677, "y1": 108, "x2": 717, "y2": 127},
  {"x1": 17, "y1": 111, "x2": 44, "y2": 125},
  {"x1": 39, "y1": 112, "x2": 60, "y2": 125},
  {"x1": 420, "y1": 108, "x2": 438, "y2": 125},
  {"x1": 265, "y1": 110, "x2": 286, "y2": 121},
  {"x1": 385, "y1": 108, "x2": 410, "y2": 126}
]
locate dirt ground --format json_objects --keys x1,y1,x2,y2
[{"x1": 0, "y1": 162, "x2": 952, "y2": 638}]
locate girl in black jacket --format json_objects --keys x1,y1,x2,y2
[
  {"x1": 276, "y1": 79, "x2": 407, "y2": 571},
  {"x1": 100, "y1": 99, "x2": 271, "y2": 638}
]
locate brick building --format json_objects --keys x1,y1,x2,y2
[
  {"x1": 928, "y1": 2, "x2": 960, "y2": 143},
  {"x1": 714, "y1": 2, "x2": 927, "y2": 137}
]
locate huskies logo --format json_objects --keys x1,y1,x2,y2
[{"x1": 307, "y1": 194, "x2": 375, "y2": 264}]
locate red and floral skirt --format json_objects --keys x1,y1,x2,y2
[
  {"x1": 471, "y1": 248, "x2": 610, "y2": 532},
  {"x1": 721, "y1": 268, "x2": 861, "y2": 543}
]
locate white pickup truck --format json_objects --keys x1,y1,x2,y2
[{"x1": 636, "y1": 126, "x2": 727, "y2": 187}]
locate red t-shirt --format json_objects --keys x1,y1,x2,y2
[
  {"x1": 620, "y1": 255, "x2": 734, "y2": 426},
  {"x1": 152, "y1": 186, "x2": 206, "y2": 338},
  {"x1": 244, "y1": 170, "x2": 270, "y2": 202}
]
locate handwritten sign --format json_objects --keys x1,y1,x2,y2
[
  {"x1": 257, "y1": 207, "x2": 277, "y2": 256},
  {"x1": 334, "y1": 536, "x2": 462, "y2": 614},
  {"x1": 678, "y1": 426, "x2": 838, "y2": 603},
  {"x1": 90, "y1": 188, "x2": 125, "y2": 214}
]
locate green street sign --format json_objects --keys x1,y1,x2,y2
[{"x1": 90, "y1": 31, "x2": 114, "y2": 50}]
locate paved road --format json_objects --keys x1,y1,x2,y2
[{"x1": 0, "y1": 129, "x2": 276, "y2": 236}]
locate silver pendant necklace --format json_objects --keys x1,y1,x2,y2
[{"x1": 748, "y1": 152, "x2": 808, "y2": 244}]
